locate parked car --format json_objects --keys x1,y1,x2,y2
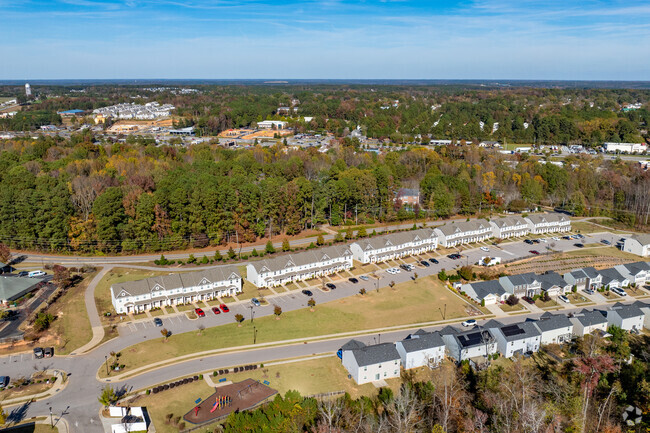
[
  {"x1": 552, "y1": 237, "x2": 560, "y2": 241},
  {"x1": 583, "y1": 288, "x2": 595, "y2": 295},
  {"x1": 480, "y1": 246, "x2": 490, "y2": 252},
  {"x1": 195, "y1": 308, "x2": 205, "y2": 317},
  {"x1": 529, "y1": 250, "x2": 540, "y2": 255},
  {"x1": 539, "y1": 238, "x2": 548, "y2": 243},
  {"x1": 348, "y1": 277, "x2": 359, "y2": 283},
  {"x1": 573, "y1": 243, "x2": 584, "y2": 248},
  {"x1": 33, "y1": 347, "x2": 44, "y2": 359},
  {"x1": 531, "y1": 239, "x2": 540, "y2": 244},
  {"x1": 301, "y1": 289, "x2": 314, "y2": 296},
  {"x1": 359, "y1": 275, "x2": 369, "y2": 281},
  {"x1": 28, "y1": 270, "x2": 46, "y2": 278},
  {"x1": 558, "y1": 295, "x2": 570, "y2": 303},
  {"x1": 0, "y1": 376, "x2": 8, "y2": 389},
  {"x1": 251, "y1": 298, "x2": 261, "y2": 307},
  {"x1": 44, "y1": 347, "x2": 54, "y2": 358},
  {"x1": 576, "y1": 234, "x2": 585, "y2": 239},
  {"x1": 420, "y1": 260, "x2": 430, "y2": 267},
  {"x1": 429, "y1": 258, "x2": 439, "y2": 264},
  {"x1": 212, "y1": 306, "x2": 221, "y2": 315},
  {"x1": 17, "y1": 271, "x2": 28, "y2": 277},
  {"x1": 326, "y1": 283, "x2": 336, "y2": 289},
  {"x1": 611, "y1": 287, "x2": 627, "y2": 297},
  {"x1": 562, "y1": 236, "x2": 572, "y2": 240},
  {"x1": 153, "y1": 317, "x2": 163, "y2": 326},
  {"x1": 461, "y1": 319, "x2": 477, "y2": 327},
  {"x1": 219, "y1": 304, "x2": 230, "y2": 313},
  {"x1": 387, "y1": 268, "x2": 400, "y2": 275},
  {"x1": 522, "y1": 296, "x2": 535, "y2": 304},
  {"x1": 524, "y1": 239, "x2": 534, "y2": 245},
  {"x1": 601, "y1": 239, "x2": 611, "y2": 245}
]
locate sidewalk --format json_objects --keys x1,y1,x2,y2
[{"x1": 2, "y1": 369, "x2": 68, "y2": 408}]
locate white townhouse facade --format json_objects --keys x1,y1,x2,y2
[
  {"x1": 350, "y1": 228, "x2": 438, "y2": 264},
  {"x1": 524, "y1": 213, "x2": 571, "y2": 234},
  {"x1": 563, "y1": 267, "x2": 603, "y2": 291},
  {"x1": 488, "y1": 321, "x2": 542, "y2": 358},
  {"x1": 111, "y1": 267, "x2": 242, "y2": 314},
  {"x1": 341, "y1": 341, "x2": 401, "y2": 385},
  {"x1": 441, "y1": 326, "x2": 497, "y2": 362},
  {"x1": 598, "y1": 268, "x2": 630, "y2": 289},
  {"x1": 490, "y1": 216, "x2": 529, "y2": 239},
  {"x1": 623, "y1": 234, "x2": 650, "y2": 257},
  {"x1": 533, "y1": 313, "x2": 574, "y2": 345},
  {"x1": 395, "y1": 330, "x2": 446, "y2": 369},
  {"x1": 460, "y1": 279, "x2": 508, "y2": 305},
  {"x1": 606, "y1": 303, "x2": 645, "y2": 331},
  {"x1": 633, "y1": 301, "x2": 650, "y2": 330},
  {"x1": 569, "y1": 310, "x2": 609, "y2": 337},
  {"x1": 614, "y1": 262, "x2": 650, "y2": 286},
  {"x1": 246, "y1": 245, "x2": 353, "y2": 288},
  {"x1": 434, "y1": 219, "x2": 492, "y2": 248},
  {"x1": 537, "y1": 272, "x2": 573, "y2": 296}
]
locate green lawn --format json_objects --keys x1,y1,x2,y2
[
  {"x1": 566, "y1": 292, "x2": 593, "y2": 305},
  {"x1": 47, "y1": 271, "x2": 98, "y2": 354},
  {"x1": 535, "y1": 298, "x2": 559, "y2": 309},
  {"x1": 100, "y1": 276, "x2": 484, "y2": 378},
  {"x1": 570, "y1": 221, "x2": 604, "y2": 234},
  {"x1": 95, "y1": 267, "x2": 178, "y2": 325}
]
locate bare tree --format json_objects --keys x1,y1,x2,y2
[
  {"x1": 430, "y1": 360, "x2": 468, "y2": 432},
  {"x1": 384, "y1": 385, "x2": 422, "y2": 433}
]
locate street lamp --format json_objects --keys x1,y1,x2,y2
[
  {"x1": 253, "y1": 326, "x2": 257, "y2": 344},
  {"x1": 249, "y1": 305, "x2": 255, "y2": 323},
  {"x1": 105, "y1": 355, "x2": 109, "y2": 376},
  {"x1": 49, "y1": 406, "x2": 53, "y2": 429}
]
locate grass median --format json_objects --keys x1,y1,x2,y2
[{"x1": 99, "y1": 276, "x2": 484, "y2": 378}]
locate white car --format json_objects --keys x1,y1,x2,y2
[
  {"x1": 552, "y1": 237, "x2": 560, "y2": 241},
  {"x1": 539, "y1": 238, "x2": 548, "y2": 243},
  {"x1": 386, "y1": 268, "x2": 400, "y2": 275},
  {"x1": 611, "y1": 287, "x2": 627, "y2": 297},
  {"x1": 558, "y1": 295, "x2": 570, "y2": 303},
  {"x1": 461, "y1": 319, "x2": 477, "y2": 327},
  {"x1": 480, "y1": 246, "x2": 490, "y2": 252},
  {"x1": 359, "y1": 275, "x2": 369, "y2": 281}
]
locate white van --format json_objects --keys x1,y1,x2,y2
[{"x1": 27, "y1": 270, "x2": 46, "y2": 278}]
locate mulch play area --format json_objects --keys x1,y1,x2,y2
[{"x1": 183, "y1": 379, "x2": 277, "y2": 424}]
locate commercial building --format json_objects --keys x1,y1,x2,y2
[
  {"x1": 257, "y1": 120, "x2": 287, "y2": 129},
  {"x1": 0, "y1": 276, "x2": 45, "y2": 305},
  {"x1": 603, "y1": 142, "x2": 648, "y2": 154},
  {"x1": 111, "y1": 267, "x2": 242, "y2": 314}
]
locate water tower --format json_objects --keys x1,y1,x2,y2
[{"x1": 25, "y1": 83, "x2": 32, "y2": 97}]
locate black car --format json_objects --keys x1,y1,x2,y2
[
  {"x1": 44, "y1": 347, "x2": 54, "y2": 358},
  {"x1": 18, "y1": 271, "x2": 28, "y2": 277},
  {"x1": 326, "y1": 283, "x2": 336, "y2": 290},
  {"x1": 601, "y1": 239, "x2": 610, "y2": 245},
  {"x1": 524, "y1": 239, "x2": 534, "y2": 245},
  {"x1": 420, "y1": 260, "x2": 430, "y2": 267},
  {"x1": 532, "y1": 239, "x2": 540, "y2": 244},
  {"x1": 429, "y1": 258, "x2": 439, "y2": 264},
  {"x1": 348, "y1": 278, "x2": 359, "y2": 284},
  {"x1": 153, "y1": 317, "x2": 163, "y2": 327},
  {"x1": 33, "y1": 347, "x2": 44, "y2": 359},
  {"x1": 574, "y1": 243, "x2": 584, "y2": 248},
  {"x1": 301, "y1": 289, "x2": 313, "y2": 296},
  {"x1": 0, "y1": 376, "x2": 8, "y2": 389}
]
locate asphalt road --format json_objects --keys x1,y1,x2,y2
[{"x1": 0, "y1": 231, "x2": 627, "y2": 432}]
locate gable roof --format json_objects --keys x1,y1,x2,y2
[
  {"x1": 354, "y1": 228, "x2": 437, "y2": 252},
  {"x1": 340, "y1": 339, "x2": 366, "y2": 351},
  {"x1": 466, "y1": 279, "x2": 506, "y2": 300},
  {"x1": 435, "y1": 219, "x2": 490, "y2": 237},
  {"x1": 608, "y1": 302, "x2": 645, "y2": 319},
  {"x1": 525, "y1": 212, "x2": 569, "y2": 225},
  {"x1": 399, "y1": 331, "x2": 445, "y2": 353},
  {"x1": 534, "y1": 313, "x2": 573, "y2": 332},
  {"x1": 111, "y1": 266, "x2": 241, "y2": 298},
  {"x1": 628, "y1": 234, "x2": 650, "y2": 246},
  {"x1": 0, "y1": 276, "x2": 43, "y2": 301},
  {"x1": 249, "y1": 245, "x2": 352, "y2": 274},
  {"x1": 490, "y1": 215, "x2": 528, "y2": 229},
  {"x1": 537, "y1": 272, "x2": 569, "y2": 291},
  {"x1": 572, "y1": 309, "x2": 608, "y2": 327},
  {"x1": 598, "y1": 268, "x2": 627, "y2": 285},
  {"x1": 348, "y1": 343, "x2": 401, "y2": 367},
  {"x1": 495, "y1": 321, "x2": 541, "y2": 342}
]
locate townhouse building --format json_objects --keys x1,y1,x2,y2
[
  {"x1": 395, "y1": 330, "x2": 446, "y2": 369},
  {"x1": 598, "y1": 268, "x2": 630, "y2": 289},
  {"x1": 537, "y1": 272, "x2": 573, "y2": 296},
  {"x1": 563, "y1": 267, "x2": 602, "y2": 290},
  {"x1": 434, "y1": 219, "x2": 492, "y2": 248},
  {"x1": 441, "y1": 326, "x2": 497, "y2": 362},
  {"x1": 569, "y1": 310, "x2": 609, "y2": 337},
  {"x1": 614, "y1": 262, "x2": 650, "y2": 287},
  {"x1": 606, "y1": 303, "x2": 645, "y2": 331},
  {"x1": 623, "y1": 234, "x2": 650, "y2": 257},
  {"x1": 350, "y1": 228, "x2": 438, "y2": 264},
  {"x1": 533, "y1": 312, "x2": 574, "y2": 345},
  {"x1": 111, "y1": 267, "x2": 242, "y2": 314},
  {"x1": 524, "y1": 213, "x2": 571, "y2": 234},
  {"x1": 489, "y1": 216, "x2": 530, "y2": 239},
  {"x1": 499, "y1": 273, "x2": 541, "y2": 298},
  {"x1": 246, "y1": 245, "x2": 353, "y2": 288},
  {"x1": 341, "y1": 341, "x2": 401, "y2": 385},
  {"x1": 487, "y1": 321, "x2": 542, "y2": 358}
]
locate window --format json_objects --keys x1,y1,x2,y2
[{"x1": 363, "y1": 367, "x2": 367, "y2": 371}]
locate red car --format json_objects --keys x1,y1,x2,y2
[
  {"x1": 211, "y1": 307, "x2": 221, "y2": 315},
  {"x1": 195, "y1": 308, "x2": 205, "y2": 317},
  {"x1": 529, "y1": 250, "x2": 540, "y2": 255},
  {"x1": 219, "y1": 304, "x2": 230, "y2": 313}
]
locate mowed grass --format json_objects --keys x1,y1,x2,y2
[
  {"x1": 571, "y1": 221, "x2": 605, "y2": 234},
  {"x1": 101, "y1": 276, "x2": 482, "y2": 377},
  {"x1": 134, "y1": 380, "x2": 215, "y2": 433},
  {"x1": 48, "y1": 271, "x2": 98, "y2": 354},
  {"x1": 94, "y1": 267, "x2": 178, "y2": 323}
]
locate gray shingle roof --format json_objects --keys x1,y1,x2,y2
[
  {"x1": 355, "y1": 228, "x2": 437, "y2": 252},
  {"x1": 629, "y1": 234, "x2": 650, "y2": 246},
  {"x1": 534, "y1": 313, "x2": 573, "y2": 332},
  {"x1": 525, "y1": 212, "x2": 569, "y2": 225},
  {"x1": 111, "y1": 266, "x2": 241, "y2": 297},
  {"x1": 598, "y1": 268, "x2": 627, "y2": 285},
  {"x1": 0, "y1": 276, "x2": 43, "y2": 301},
  {"x1": 340, "y1": 339, "x2": 366, "y2": 351},
  {"x1": 399, "y1": 331, "x2": 445, "y2": 353},
  {"x1": 490, "y1": 216, "x2": 528, "y2": 229},
  {"x1": 249, "y1": 245, "x2": 352, "y2": 274},
  {"x1": 573, "y1": 309, "x2": 607, "y2": 326},
  {"x1": 348, "y1": 343, "x2": 401, "y2": 367},
  {"x1": 537, "y1": 272, "x2": 569, "y2": 291},
  {"x1": 435, "y1": 219, "x2": 491, "y2": 236},
  {"x1": 467, "y1": 279, "x2": 506, "y2": 300},
  {"x1": 609, "y1": 302, "x2": 644, "y2": 319},
  {"x1": 495, "y1": 321, "x2": 541, "y2": 342}
]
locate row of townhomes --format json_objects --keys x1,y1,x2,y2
[
  {"x1": 460, "y1": 261, "x2": 650, "y2": 305},
  {"x1": 341, "y1": 301, "x2": 650, "y2": 384},
  {"x1": 246, "y1": 245, "x2": 353, "y2": 288},
  {"x1": 350, "y1": 228, "x2": 439, "y2": 264},
  {"x1": 434, "y1": 212, "x2": 571, "y2": 247},
  {"x1": 111, "y1": 267, "x2": 242, "y2": 314}
]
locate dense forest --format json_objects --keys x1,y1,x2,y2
[
  {"x1": 219, "y1": 330, "x2": 650, "y2": 433},
  {"x1": 0, "y1": 134, "x2": 648, "y2": 253},
  {"x1": 1, "y1": 84, "x2": 649, "y2": 145}
]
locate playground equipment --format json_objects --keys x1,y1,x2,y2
[
  {"x1": 194, "y1": 406, "x2": 200, "y2": 416},
  {"x1": 210, "y1": 395, "x2": 232, "y2": 413}
]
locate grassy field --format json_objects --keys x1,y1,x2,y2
[
  {"x1": 571, "y1": 221, "x2": 605, "y2": 234},
  {"x1": 46, "y1": 271, "x2": 98, "y2": 354},
  {"x1": 499, "y1": 302, "x2": 525, "y2": 312},
  {"x1": 134, "y1": 356, "x2": 392, "y2": 433},
  {"x1": 94, "y1": 267, "x2": 177, "y2": 325},
  {"x1": 99, "y1": 275, "x2": 484, "y2": 378}
]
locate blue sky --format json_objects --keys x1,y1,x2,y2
[{"x1": 1, "y1": 0, "x2": 649, "y2": 80}]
